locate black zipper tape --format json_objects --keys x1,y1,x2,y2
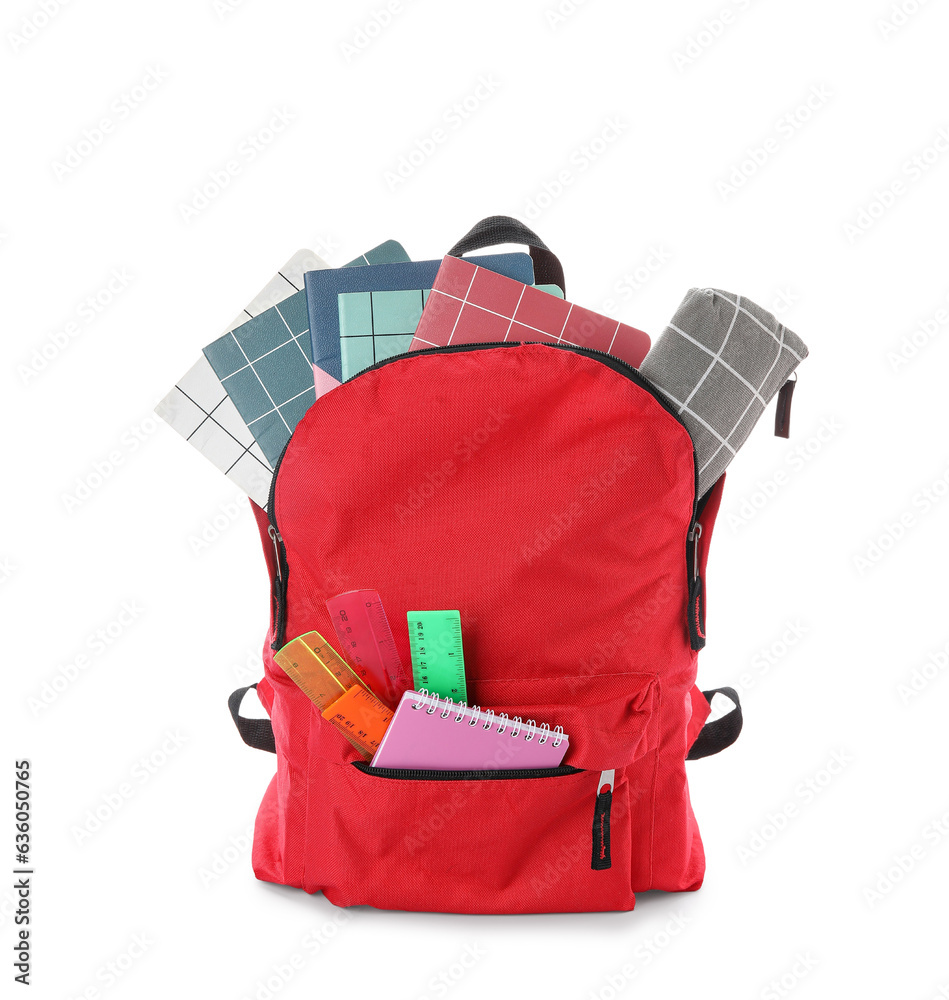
[
  {"x1": 591, "y1": 781, "x2": 613, "y2": 870},
  {"x1": 266, "y1": 439, "x2": 291, "y2": 649},
  {"x1": 686, "y1": 521, "x2": 705, "y2": 651},
  {"x1": 352, "y1": 760, "x2": 583, "y2": 781},
  {"x1": 687, "y1": 573, "x2": 706, "y2": 651}
]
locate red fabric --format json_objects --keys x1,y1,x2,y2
[{"x1": 248, "y1": 343, "x2": 720, "y2": 913}]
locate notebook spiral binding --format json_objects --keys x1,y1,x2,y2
[{"x1": 411, "y1": 689, "x2": 565, "y2": 747}]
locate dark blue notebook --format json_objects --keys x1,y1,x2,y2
[{"x1": 306, "y1": 253, "x2": 534, "y2": 384}]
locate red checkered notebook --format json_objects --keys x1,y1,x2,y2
[{"x1": 409, "y1": 256, "x2": 651, "y2": 367}]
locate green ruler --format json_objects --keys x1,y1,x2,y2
[{"x1": 407, "y1": 610, "x2": 467, "y2": 701}]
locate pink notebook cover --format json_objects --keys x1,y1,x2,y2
[
  {"x1": 408, "y1": 255, "x2": 651, "y2": 368},
  {"x1": 371, "y1": 691, "x2": 570, "y2": 771}
]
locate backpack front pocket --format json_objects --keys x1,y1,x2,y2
[
  {"x1": 472, "y1": 671, "x2": 660, "y2": 771},
  {"x1": 302, "y1": 761, "x2": 635, "y2": 914}
]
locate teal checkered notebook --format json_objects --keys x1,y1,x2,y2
[{"x1": 202, "y1": 240, "x2": 409, "y2": 466}]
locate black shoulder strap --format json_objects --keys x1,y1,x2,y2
[
  {"x1": 228, "y1": 684, "x2": 276, "y2": 754},
  {"x1": 687, "y1": 687, "x2": 743, "y2": 760}
]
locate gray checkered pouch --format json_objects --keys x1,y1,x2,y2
[{"x1": 640, "y1": 289, "x2": 808, "y2": 496}]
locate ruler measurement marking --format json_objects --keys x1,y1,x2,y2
[{"x1": 407, "y1": 611, "x2": 466, "y2": 701}]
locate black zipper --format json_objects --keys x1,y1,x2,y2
[
  {"x1": 684, "y1": 475, "x2": 717, "y2": 650},
  {"x1": 266, "y1": 340, "x2": 702, "y2": 650},
  {"x1": 352, "y1": 760, "x2": 583, "y2": 780},
  {"x1": 267, "y1": 439, "x2": 290, "y2": 649},
  {"x1": 686, "y1": 521, "x2": 706, "y2": 650},
  {"x1": 591, "y1": 779, "x2": 613, "y2": 870}
]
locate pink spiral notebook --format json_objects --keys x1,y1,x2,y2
[{"x1": 370, "y1": 690, "x2": 570, "y2": 771}]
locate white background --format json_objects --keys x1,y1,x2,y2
[{"x1": 3, "y1": 0, "x2": 948, "y2": 997}]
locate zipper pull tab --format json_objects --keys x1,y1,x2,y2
[
  {"x1": 267, "y1": 524, "x2": 283, "y2": 582},
  {"x1": 591, "y1": 770, "x2": 614, "y2": 870},
  {"x1": 687, "y1": 522, "x2": 706, "y2": 650},
  {"x1": 689, "y1": 522, "x2": 702, "y2": 580},
  {"x1": 774, "y1": 372, "x2": 797, "y2": 438}
]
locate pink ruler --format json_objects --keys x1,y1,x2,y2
[{"x1": 325, "y1": 590, "x2": 410, "y2": 706}]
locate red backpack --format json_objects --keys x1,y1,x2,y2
[{"x1": 227, "y1": 223, "x2": 743, "y2": 914}]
